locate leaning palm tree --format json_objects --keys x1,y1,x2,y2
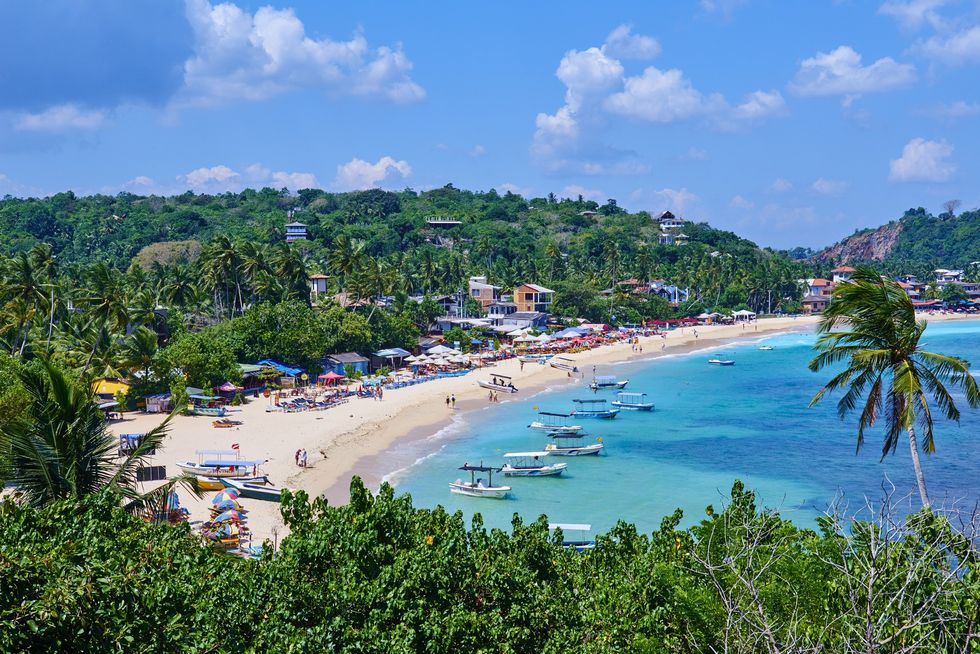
[
  {"x1": 0, "y1": 359, "x2": 199, "y2": 511},
  {"x1": 809, "y1": 266, "x2": 980, "y2": 508}
]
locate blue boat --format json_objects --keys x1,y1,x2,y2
[
  {"x1": 571, "y1": 399, "x2": 619, "y2": 419},
  {"x1": 610, "y1": 391, "x2": 654, "y2": 411}
]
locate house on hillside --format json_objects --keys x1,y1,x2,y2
[
  {"x1": 802, "y1": 295, "x2": 830, "y2": 314},
  {"x1": 310, "y1": 274, "x2": 328, "y2": 299},
  {"x1": 502, "y1": 311, "x2": 549, "y2": 329},
  {"x1": 831, "y1": 266, "x2": 856, "y2": 284},
  {"x1": 807, "y1": 278, "x2": 833, "y2": 297},
  {"x1": 657, "y1": 211, "x2": 687, "y2": 230},
  {"x1": 285, "y1": 221, "x2": 308, "y2": 243},
  {"x1": 468, "y1": 276, "x2": 501, "y2": 308},
  {"x1": 896, "y1": 281, "x2": 923, "y2": 301},
  {"x1": 935, "y1": 269, "x2": 964, "y2": 285},
  {"x1": 514, "y1": 283, "x2": 554, "y2": 313},
  {"x1": 658, "y1": 232, "x2": 689, "y2": 246},
  {"x1": 488, "y1": 300, "x2": 518, "y2": 319}
]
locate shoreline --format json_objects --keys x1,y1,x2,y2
[{"x1": 114, "y1": 312, "x2": 979, "y2": 543}]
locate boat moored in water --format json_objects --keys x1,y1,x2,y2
[
  {"x1": 477, "y1": 374, "x2": 518, "y2": 393},
  {"x1": 571, "y1": 398, "x2": 620, "y2": 419},
  {"x1": 500, "y1": 451, "x2": 567, "y2": 477},
  {"x1": 528, "y1": 411, "x2": 583, "y2": 434},
  {"x1": 549, "y1": 522, "x2": 596, "y2": 551},
  {"x1": 758, "y1": 345, "x2": 773, "y2": 351},
  {"x1": 708, "y1": 358, "x2": 736, "y2": 366},
  {"x1": 449, "y1": 463, "x2": 512, "y2": 498},
  {"x1": 544, "y1": 432, "x2": 604, "y2": 456},
  {"x1": 610, "y1": 391, "x2": 654, "y2": 411},
  {"x1": 589, "y1": 375, "x2": 629, "y2": 391}
]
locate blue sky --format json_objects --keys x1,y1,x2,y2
[{"x1": 1, "y1": 0, "x2": 979, "y2": 248}]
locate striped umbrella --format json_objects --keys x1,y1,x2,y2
[
  {"x1": 212, "y1": 489, "x2": 239, "y2": 504},
  {"x1": 212, "y1": 510, "x2": 243, "y2": 523}
]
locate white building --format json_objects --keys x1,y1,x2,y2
[{"x1": 285, "y1": 221, "x2": 308, "y2": 243}]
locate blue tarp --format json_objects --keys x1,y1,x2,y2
[{"x1": 255, "y1": 359, "x2": 304, "y2": 376}]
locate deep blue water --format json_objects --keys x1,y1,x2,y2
[{"x1": 391, "y1": 320, "x2": 980, "y2": 533}]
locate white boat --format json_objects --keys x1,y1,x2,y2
[
  {"x1": 176, "y1": 449, "x2": 267, "y2": 478},
  {"x1": 220, "y1": 477, "x2": 284, "y2": 501},
  {"x1": 550, "y1": 357, "x2": 579, "y2": 373},
  {"x1": 549, "y1": 522, "x2": 596, "y2": 551},
  {"x1": 477, "y1": 374, "x2": 518, "y2": 393},
  {"x1": 708, "y1": 358, "x2": 735, "y2": 366},
  {"x1": 571, "y1": 399, "x2": 620, "y2": 419},
  {"x1": 589, "y1": 375, "x2": 629, "y2": 391},
  {"x1": 449, "y1": 463, "x2": 512, "y2": 498},
  {"x1": 758, "y1": 345, "x2": 773, "y2": 351},
  {"x1": 197, "y1": 474, "x2": 268, "y2": 491},
  {"x1": 500, "y1": 451, "x2": 567, "y2": 477},
  {"x1": 544, "y1": 433, "x2": 604, "y2": 456},
  {"x1": 528, "y1": 411, "x2": 583, "y2": 434},
  {"x1": 519, "y1": 354, "x2": 553, "y2": 364},
  {"x1": 610, "y1": 391, "x2": 654, "y2": 411}
]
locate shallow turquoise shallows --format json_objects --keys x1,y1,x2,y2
[{"x1": 391, "y1": 320, "x2": 980, "y2": 534}]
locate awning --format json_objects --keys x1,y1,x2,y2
[{"x1": 373, "y1": 347, "x2": 411, "y2": 358}]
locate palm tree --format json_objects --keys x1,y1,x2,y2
[
  {"x1": 122, "y1": 326, "x2": 158, "y2": 383},
  {"x1": 0, "y1": 359, "x2": 199, "y2": 510},
  {"x1": 809, "y1": 266, "x2": 980, "y2": 508},
  {"x1": 3, "y1": 251, "x2": 47, "y2": 356}
]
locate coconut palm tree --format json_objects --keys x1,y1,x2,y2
[
  {"x1": 809, "y1": 266, "x2": 980, "y2": 508},
  {"x1": 122, "y1": 326, "x2": 158, "y2": 383},
  {"x1": 0, "y1": 359, "x2": 199, "y2": 510}
]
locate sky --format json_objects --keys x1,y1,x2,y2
[{"x1": 1, "y1": 0, "x2": 979, "y2": 249}]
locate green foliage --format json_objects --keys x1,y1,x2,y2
[
  {"x1": 2, "y1": 478, "x2": 979, "y2": 653},
  {"x1": 159, "y1": 330, "x2": 240, "y2": 389},
  {"x1": 940, "y1": 282, "x2": 969, "y2": 304}
]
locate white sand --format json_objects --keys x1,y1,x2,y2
[{"x1": 114, "y1": 311, "x2": 977, "y2": 543}]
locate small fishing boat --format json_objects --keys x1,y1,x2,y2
[
  {"x1": 176, "y1": 449, "x2": 267, "y2": 478},
  {"x1": 198, "y1": 475, "x2": 268, "y2": 491},
  {"x1": 519, "y1": 354, "x2": 553, "y2": 364},
  {"x1": 571, "y1": 399, "x2": 620, "y2": 419},
  {"x1": 758, "y1": 345, "x2": 773, "y2": 351},
  {"x1": 528, "y1": 411, "x2": 583, "y2": 434},
  {"x1": 708, "y1": 358, "x2": 735, "y2": 366},
  {"x1": 550, "y1": 356, "x2": 579, "y2": 373},
  {"x1": 500, "y1": 451, "x2": 567, "y2": 477},
  {"x1": 545, "y1": 433, "x2": 604, "y2": 456},
  {"x1": 589, "y1": 375, "x2": 629, "y2": 391},
  {"x1": 220, "y1": 477, "x2": 284, "y2": 502},
  {"x1": 610, "y1": 391, "x2": 654, "y2": 411},
  {"x1": 190, "y1": 405, "x2": 226, "y2": 417},
  {"x1": 449, "y1": 463, "x2": 512, "y2": 498},
  {"x1": 212, "y1": 418, "x2": 243, "y2": 428},
  {"x1": 549, "y1": 523, "x2": 596, "y2": 551},
  {"x1": 477, "y1": 374, "x2": 518, "y2": 393}
]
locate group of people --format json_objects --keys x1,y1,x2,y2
[
  {"x1": 445, "y1": 394, "x2": 457, "y2": 409},
  {"x1": 630, "y1": 336, "x2": 643, "y2": 352},
  {"x1": 294, "y1": 448, "x2": 308, "y2": 468},
  {"x1": 487, "y1": 390, "x2": 501, "y2": 403}
]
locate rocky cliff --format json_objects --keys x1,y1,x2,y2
[{"x1": 814, "y1": 221, "x2": 903, "y2": 264}]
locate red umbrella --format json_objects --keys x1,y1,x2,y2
[{"x1": 318, "y1": 371, "x2": 346, "y2": 386}]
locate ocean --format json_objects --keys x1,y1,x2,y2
[{"x1": 390, "y1": 320, "x2": 980, "y2": 534}]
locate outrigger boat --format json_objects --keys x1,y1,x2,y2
[
  {"x1": 589, "y1": 375, "x2": 629, "y2": 391},
  {"x1": 500, "y1": 451, "x2": 567, "y2": 477},
  {"x1": 197, "y1": 475, "x2": 268, "y2": 491},
  {"x1": 545, "y1": 432, "x2": 604, "y2": 456},
  {"x1": 220, "y1": 477, "x2": 284, "y2": 501},
  {"x1": 519, "y1": 353, "x2": 553, "y2": 364},
  {"x1": 708, "y1": 358, "x2": 735, "y2": 366},
  {"x1": 610, "y1": 391, "x2": 654, "y2": 411},
  {"x1": 550, "y1": 356, "x2": 579, "y2": 373},
  {"x1": 449, "y1": 463, "x2": 512, "y2": 498},
  {"x1": 571, "y1": 398, "x2": 620, "y2": 419},
  {"x1": 528, "y1": 411, "x2": 583, "y2": 434},
  {"x1": 549, "y1": 523, "x2": 596, "y2": 551},
  {"x1": 477, "y1": 374, "x2": 518, "y2": 393},
  {"x1": 176, "y1": 449, "x2": 267, "y2": 478}
]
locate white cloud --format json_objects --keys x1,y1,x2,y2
[
  {"x1": 178, "y1": 163, "x2": 319, "y2": 192},
  {"x1": 930, "y1": 100, "x2": 980, "y2": 118},
  {"x1": 605, "y1": 66, "x2": 721, "y2": 122},
  {"x1": 729, "y1": 194, "x2": 755, "y2": 209},
  {"x1": 15, "y1": 104, "x2": 107, "y2": 131},
  {"x1": 180, "y1": 0, "x2": 424, "y2": 107},
  {"x1": 654, "y1": 187, "x2": 699, "y2": 213},
  {"x1": 271, "y1": 171, "x2": 318, "y2": 189},
  {"x1": 469, "y1": 144, "x2": 486, "y2": 157},
  {"x1": 179, "y1": 165, "x2": 240, "y2": 191},
  {"x1": 333, "y1": 156, "x2": 411, "y2": 191},
  {"x1": 732, "y1": 90, "x2": 787, "y2": 120},
  {"x1": 789, "y1": 46, "x2": 916, "y2": 99},
  {"x1": 771, "y1": 178, "x2": 793, "y2": 192},
  {"x1": 889, "y1": 137, "x2": 956, "y2": 182},
  {"x1": 561, "y1": 184, "x2": 605, "y2": 201},
  {"x1": 680, "y1": 147, "x2": 709, "y2": 161},
  {"x1": 878, "y1": 0, "x2": 950, "y2": 30},
  {"x1": 602, "y1": 25, "x2": 660, "y2": 60},
  {"x1": 129, "y1": 176, "x2": 155, "y2": 187},
  {"x1": 811, "y1": 177, "x2": 849, "y2": 195},
  {"x1": 916, "y1": 26, "x2": 980, "y2": 65},
  {"x1": 700, "y1": 0, "x2": 748, "y2": 17}
]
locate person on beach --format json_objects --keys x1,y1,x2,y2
[
  {"x1": 300, "y1": 449, "x2": 308, "y2": 468},
  {"x1": 295, "y1": 449, "x2": 301, "y2": 467},
  {"x1": 446, "y1": 396, "x2": 450, "y2": 408},
  {"x1": 451, "y1": 394, "x2": 456, "y2": 409},
  {"x1": 520, "y1": 360, "x2": 525, "y2": 371},
  {"x1": 488, "y1": 390, "x2": 494, "y2": 403}
]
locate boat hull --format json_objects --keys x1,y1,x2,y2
[
  {"x1": 550, "y1": 362, "x2": 579, "y2": 373},
  {"x1": 449, "y1": 482, "x2": 511, "y2": 498},
  {"x1": 220, "y1": 478, "x2": 283, "y2": 501},
  {"x1": 501, "y1": 463, "x2": 567, "y2": 477},
  {"x1": 477, "y1": 381, "x2": 518, "y2": 393},
  {"x1": 589, "y1": 381, "x2": 629, "y2": 391},
  {"x1": 527, "y1": 421, "x2": 583, "y2": 434},
  {"x1": 610, "y1": 402, "x2": 654, "y2": 411},
  {"x1": 573, "y1": 410, "x2": 619, "y2": 419},
  {"x1": 199, "y1": 475, "x2": 268, "y2": 491},
  {"x1": 708, "y1": 360, "x2": 735, "y2": 366},
  {"x1": 545, "y1": 443, "x2": 603, "y2": 456},
  {"x1": 177, "y1": 462, "x2": 253, "y2": 477}
]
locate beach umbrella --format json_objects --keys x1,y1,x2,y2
[
  {"x1": 212, "y1": 489, "x2": 239, "y2": 504},
  {"x1": 404, "y1": 354, "x2": 419, "y2": 362},
  {"x1": 213, "y1": 510, "x2": 243, "y2": 523},
  {"x1": 213, "y1": 498, "x2": 241, "y2": 511}
]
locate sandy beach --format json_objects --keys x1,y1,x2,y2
[{"x1": 113, "y1": 312, "x2": 977, "y2": 543}]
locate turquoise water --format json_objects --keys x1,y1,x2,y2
[{"x1": 391, "y1": 320, "x2": 980, "y2": 533}]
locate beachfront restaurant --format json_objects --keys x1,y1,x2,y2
[
  {"x1": 370, "y1": 347, "x2": 411, "y2": 372},
  {"x1": 255, "y1": 359, "x2": 304, "y2": 387}
]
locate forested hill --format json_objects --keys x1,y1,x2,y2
[
  {"x1": 814, "y1": 207, "x2": 980, "y2": 275},
  {"x1": 0, "y1": 186, "x2": 802, "y2": 310}
]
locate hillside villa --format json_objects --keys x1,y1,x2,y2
[{"x1": 514, "y1": 283, "x2": 554, "y2": 313}]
